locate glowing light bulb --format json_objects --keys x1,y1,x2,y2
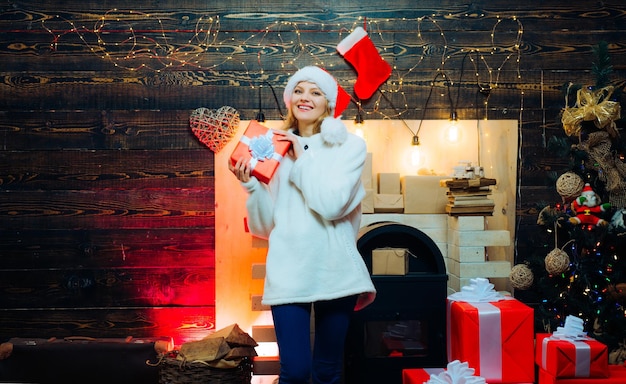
[
  {"x1": 411, "y1": 135, "x2": 421, "y2": 167},
  {"x1": 447, "y1": 111, "x2": 459, "y2": 142},
  {"x1": 447, "y1": 120, "x2": 459, "y2": 142}
]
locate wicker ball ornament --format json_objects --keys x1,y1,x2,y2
[
  {"x1": 190, "y1": 106, "x2": 240, "y2": 153},
  {"x1": 545, "y1": 248, "x2": 570, "y2": 275},
  {"x1": 509, "y1": 264, "x2": 534, "y2": 290},
  {"x1": 556, "y1": 171, "x2": 585, "y2": 201}
]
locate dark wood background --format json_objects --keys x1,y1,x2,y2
[{"x1": 0, "y1": 0, "x2": 625, "y2": 344}]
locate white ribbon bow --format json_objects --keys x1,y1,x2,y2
[
  {"x1": 426, "y1": 360, "x2": 486, "y2": 384},
  {"x1": 551, "y1": 315, "x2": 587, "y2": 340},
  {"x1": 240, "y1": 130, "x2": 283, "y2": 170},
  {"x1": 448, "y1": 278, "x2": 504, "y2": 303}
]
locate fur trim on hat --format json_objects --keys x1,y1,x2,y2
[
  {"x1": 284, "y1": 66, "x2": 349, "y2": 145},
  {"x1": 321, "y1": 116, "x2": 348, "y2": 145},
  {"x1": 284, "y1": 66, "x2": 339, "y2": 111}
]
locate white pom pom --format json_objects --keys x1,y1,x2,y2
[{"x1": 320, "y1": 116, "x2": 348, "y2": 145}]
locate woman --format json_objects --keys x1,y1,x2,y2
[{"x1": 229, "y1": 66, "x2": 376, "y2": 384}]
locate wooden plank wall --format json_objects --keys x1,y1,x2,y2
[{"x1": 0, "y1": 0, "x2": 625, "y2": 343}]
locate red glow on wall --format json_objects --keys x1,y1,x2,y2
[{"x1": 149, "y1": 307, "x2": 216, "y2": 346}]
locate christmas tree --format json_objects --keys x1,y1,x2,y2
[{"x1": 510, "y1": 41, "x2": 626, "y2": 364}]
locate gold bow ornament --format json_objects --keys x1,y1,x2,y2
[{"x1": 561, "y1": 86, "x2": 621, "y2": 137}]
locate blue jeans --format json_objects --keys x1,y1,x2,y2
[{"x1": 271, "y1": 295, "x2": 358, "y2": 384}]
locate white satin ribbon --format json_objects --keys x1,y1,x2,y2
[
  {"x1": 447, "y1": 299, "x2": 509, "y2": 382},
  {"x1": 473, "y1": 302, "x2": 503, "y2": 381},
  {"x1": 542, "y1": 337, "x2": 592, "y2": 377},
  {"x1": 239, "y1": 131, "x2": 283, "y2": 170}
]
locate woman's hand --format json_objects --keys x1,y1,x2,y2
[
  {"x1": 272, "y1": 130, "x2": 301, "y2": 159},
  {"x1": 228, "y1": 156, "x2": 252, "y2": 183}
]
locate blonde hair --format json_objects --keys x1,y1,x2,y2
[{"x1": 281, "y1": 103, "x2": 332, "y2": 134}]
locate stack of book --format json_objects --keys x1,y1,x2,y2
[{"x1": 442, "y1": 178, "x2": 497, "y2": 216}]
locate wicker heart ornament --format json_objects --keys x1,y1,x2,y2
[{"x1": 190, "y1": 106, "x2": 240, "y2": 153}]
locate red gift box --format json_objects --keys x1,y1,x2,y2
[
  {"x1": 402, "y1": 368, "x2": 445, "y2": 384},
  {"x1": 229, "y1": 120, "x2": 291, "y2": 184},
  {"x1": 539, "y1": 364, "x2": 626, "y2": 384},
  {"x1": 536, "y1": 333, "x2": 608, "y2": 378},
  {"x1": 447, "y1": 297, "x2": 535, "y2": 383}
]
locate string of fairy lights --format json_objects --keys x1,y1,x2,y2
[{"x1": 40, "y1": 10, "x2": 524, "y2": 120}]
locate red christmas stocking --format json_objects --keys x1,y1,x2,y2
[{"x1": 337, "y1": 27, "x2": 391, "y2": 100}]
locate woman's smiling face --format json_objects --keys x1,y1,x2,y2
[{"x1": 290, "y1": 81, "x2": 328, "y2": 124}]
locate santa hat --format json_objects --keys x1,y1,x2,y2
[
  {"x1": 283, "y1": 66, "x2": 351, "y2": 145},
  {"x1": 581, "y1": 183, "x2": 594, "y2": 196}
]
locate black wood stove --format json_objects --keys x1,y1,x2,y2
[{"x1": 344, "y1": 221, "x2": 448, "y2": 384}]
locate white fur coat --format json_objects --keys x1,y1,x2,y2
[{"x1": 241, "y1": 127, "x2": 376, "y2": 307}]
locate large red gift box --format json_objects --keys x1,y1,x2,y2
[
  {"x1": 229, "y1": 120, "x2": 291, "y2": 184},
  {"x1": 539, "y1": 364, "x2": 626, "y2": 384},
  {"x1": 536, "y1": 333, "x2": 608, "y2": 378},
  {"x1": 447, "y1": 297, "x2": 535, "y2": 383},
  {"x1": 402, "y1": 368, "x2": 445, "y2": 384}
]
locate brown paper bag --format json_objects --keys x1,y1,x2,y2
[
  {"x1": 372, "y1": 248, "x2": 409, "y2": 275},
  {"x1": 178, "y1": 337, "x2": 231, "y2": 363}
]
